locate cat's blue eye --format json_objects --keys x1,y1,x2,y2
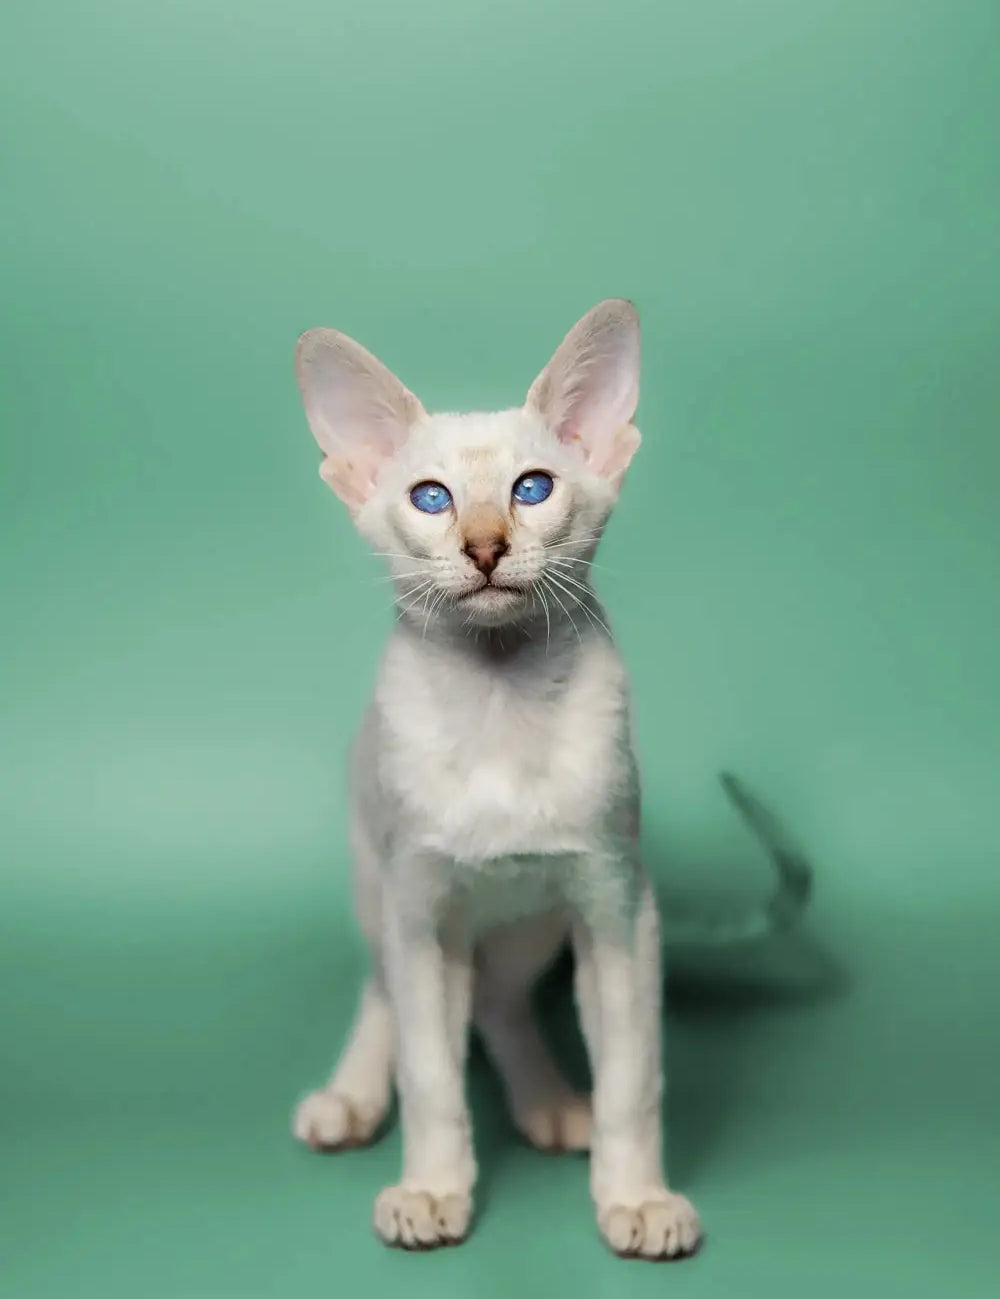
[
  {"x1": 409, "y1": 481, "x2": 453, "y2": 514},
  {"x1": 512, "y1": 471, "x2": 554, "y2": 506}
]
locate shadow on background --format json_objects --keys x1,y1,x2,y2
[{"x1": 664, "y1": 926, "x2": 848, "y2": 1187}]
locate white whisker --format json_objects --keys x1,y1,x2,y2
[
  {"x1": 547, "y1": 553, "x2": 594, "y2": 567},
  {"x1": 396, "y1": 580, "x2": 437, "y2": 619},
  {"x1": 544, "y1": 532, "x2": 605, "y2": 549},
  {"x1": 377, "y1": 570, "x2": 436, "y2": 584},
  {"x1": 545, "y1": 555, "x2": 600, "y2": 581},
  {"x1": 547, "y1": 554, "x2": 610, "y2": 576},
  {"x1": 422, "y1": 587, "x2": 450, "y2": 639},
  {"x1": 530, "y1": 580, "x2": 552, "y2": 654},
  {"x1": 544, "y1": 570, "x2": 613, "y2": 640},
  {"x1": 545, "y1": 566, "x2": 594, "y2": 600},
  {"x1": 540, "y1": 573, "x2": 581, "y2": 645}
]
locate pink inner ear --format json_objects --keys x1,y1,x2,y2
[
  {"x1": 296, "y1": 328, "x2": 425, "y2": 510},
  {"x1": 319, "y1": 444, "x2": 387, "y2": 510},
  {"x1": 545, "y1": 364, "x2": 639, "y2": 477},
  {"x1": 597, "y1": 424, "x2": 641, "y2": 485},
  {"x1": 526, "y1": 301, "x2": 640, "y2": 481}
]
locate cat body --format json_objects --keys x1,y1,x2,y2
[{"x1": 292, "y1": 302, "x2": 701, "y2": 1259}]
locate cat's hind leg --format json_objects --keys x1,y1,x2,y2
[{"x1": 474, "y1": 910, "x2": 592, "y2": 1153}]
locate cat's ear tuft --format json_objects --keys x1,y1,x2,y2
[
  {"x1": 525, "y1": 299, "x2": 641, "y2": 486},
  {"x1": 294, "y1": 328, "x2": 425, "y2": 510}
]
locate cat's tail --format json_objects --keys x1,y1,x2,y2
[{"x1": 661, "y1": 772, "x2": 813, "y2": 948}]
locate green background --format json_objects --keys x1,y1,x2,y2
[{"x1": 2, "y1": 1, "x2": 998, "y2": 1294}]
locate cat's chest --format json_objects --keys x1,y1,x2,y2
[{"x1": 377, "y1": 635, "x2": 631, "y2": 862}]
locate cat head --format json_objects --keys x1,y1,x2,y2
[{"x1": 294, "y1": 299, "x2": 642, "y2": 630}]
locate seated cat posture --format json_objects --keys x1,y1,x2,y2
[{"x1": 292, "y1": 300, "x2": 701, "y2": 1260}]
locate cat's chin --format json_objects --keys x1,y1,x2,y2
[{"x1": 456, "y1": 583, "x2": 531, "y2": 628}]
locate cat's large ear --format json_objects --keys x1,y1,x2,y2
[
  {"x1": 525, "y1": 299, "x2": 641, "y2": 487},
  {"x1": 294, "y1": 328, "x2": 426, "y2": 510}
]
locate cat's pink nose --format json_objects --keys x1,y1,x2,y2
[{"x1": 464, "y1": 536, "x2": 509, "y2": 578}]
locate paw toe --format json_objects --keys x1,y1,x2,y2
[
  {"x1": 599, "y1": 1194, "x2": 701, "y2": 1261},
  {"x1": 374, "y1": 1187, "x2": 471, "y2": 1250}
]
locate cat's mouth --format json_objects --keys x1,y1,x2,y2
[{"x1": 460, "y1": 581, "x2": 527, "y2": 602}]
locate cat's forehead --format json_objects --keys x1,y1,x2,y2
[{"x1": 409, "y1": 409, "x2": 551, "y2": 468}]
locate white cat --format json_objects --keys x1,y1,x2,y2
[{"x1": 291, "y1": 300, "x2": 702, "y2": 1259}]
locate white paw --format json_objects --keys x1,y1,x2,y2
[
  {"x1": 373, "y1": 1186, "x2": 472, "y2": 1250},
  {"x1": 516, "y1": 1093, "x2": 592, "y2": 1152},
  {"x1": 292, "y1": 1089, "x2": 383, "y2": 1151},
  {"x1": 598, "y1": 1192, "x2": 702, "y2": 1260}
]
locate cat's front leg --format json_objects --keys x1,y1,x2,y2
[
  {"x1": 575, "y1": 869, "x2": 702, "y2": 1261},
  {"x1": 374, "y1": 880, "x2": 476, "y2": 1250}
]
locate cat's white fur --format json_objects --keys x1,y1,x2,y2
[{"x1": 291, "y1": 301, "x2": 701, "y2": 1259}]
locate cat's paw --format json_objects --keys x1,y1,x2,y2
[
  {"x1": 373, "y1": 1186, "x2": 472, "y2": 1250},
  {"x1": 516, "y1": 1093, "x2": 592, "y2": 1153},
  {"x1": 598, "y1": 1192, "x2": 702, "y2": 1261},
  {"x1": 292, "y1": 1089, "x2": 384, "y2": 1151}
]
